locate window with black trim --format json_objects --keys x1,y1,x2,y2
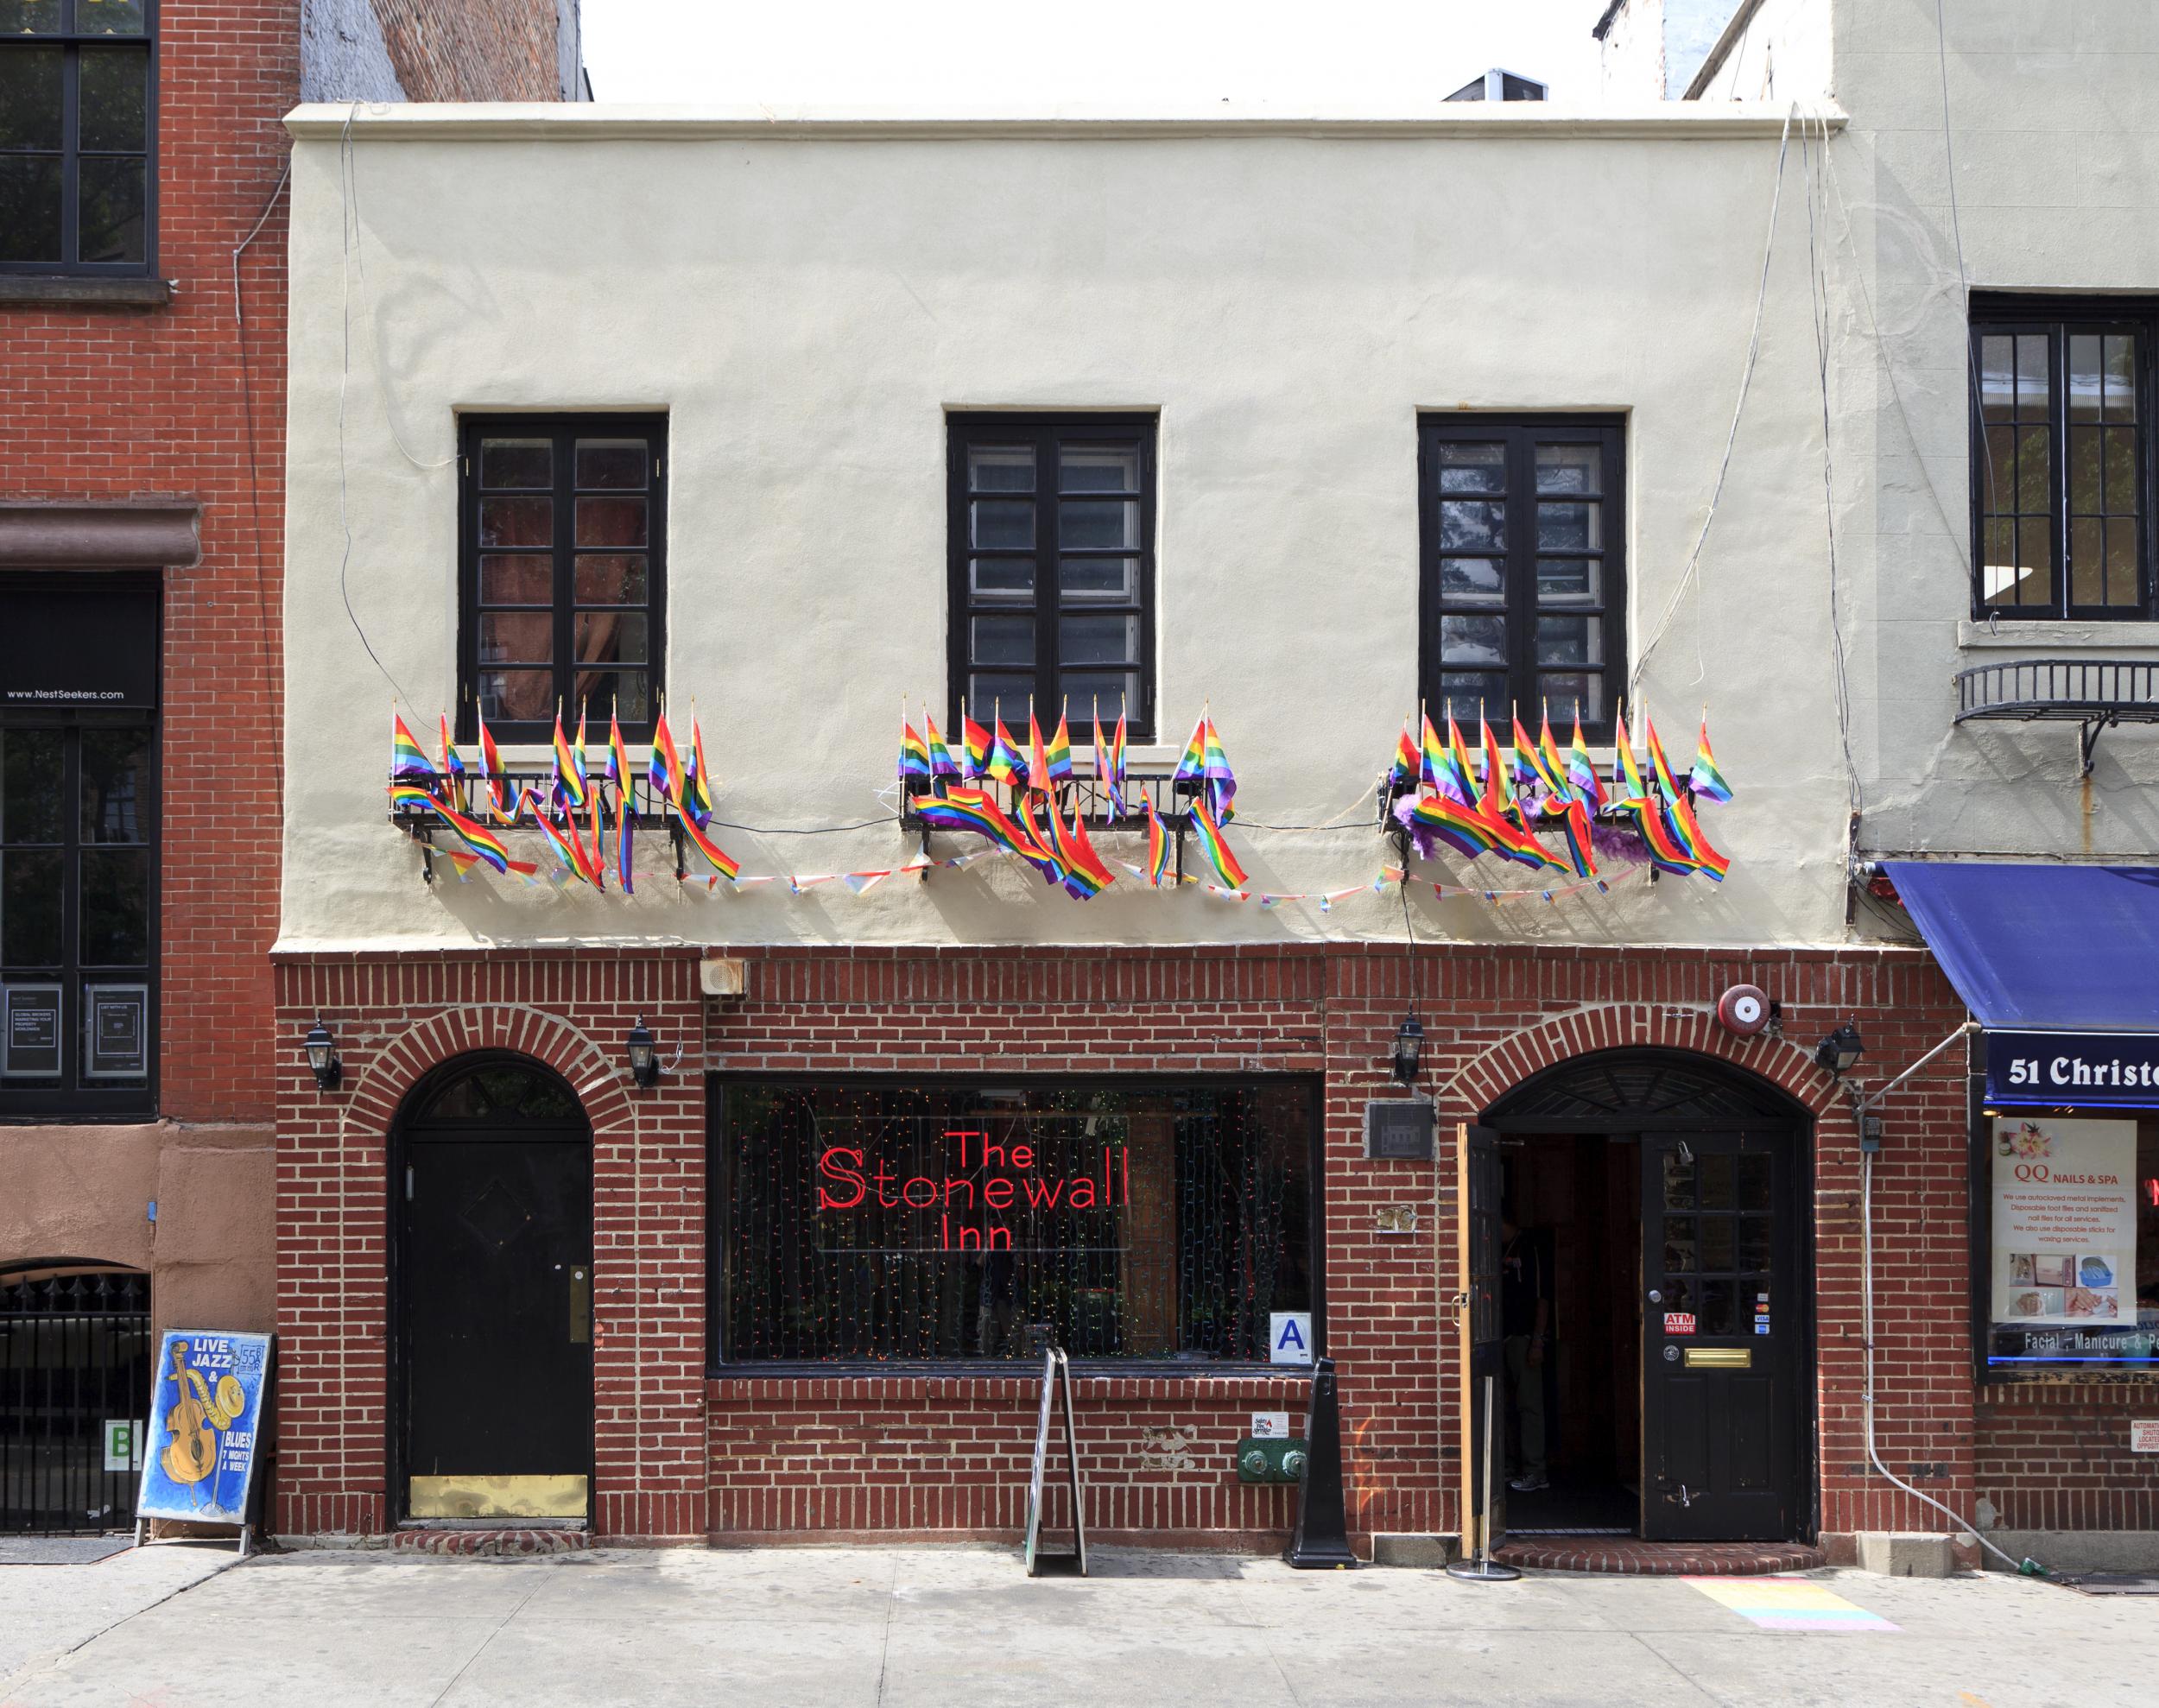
[
  {"x1": 713, "y1": 1080, "x2": 1318, "y2": 1366},
  {"x1": 0, "y1": 1, "x2": 156, "y2": 275},
  {"x1": 1972, "y1": 299, "x2": 2155, "y2": 619},
  {"x1": 947, "y1": 414, "x2": 1156, "y2": 743},
  {"x1": 1419, "y1": 415, "x2": 1626, "y2": 741},
  {"x1": 458, "y1": 414, "x2": 666, "y2": 743}
]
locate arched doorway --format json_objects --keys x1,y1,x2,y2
[
  {"x1": 391, "y1": 1056, "x2": 592, "y2": 1524},
  {"x1": 0, "y1": 1262, "x2": 151, "y2": 1534},
  {"x1": 1481, "y1": 1048, "x2": 1813, "y2": 1545}
]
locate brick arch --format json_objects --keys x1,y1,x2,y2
[
  {"x1": 338, "y1": 1005, "x2": 637, "y2": 1147},
  {"x1": 1439, "y1": 1003, "x2": 1853, "y2": 1142}
]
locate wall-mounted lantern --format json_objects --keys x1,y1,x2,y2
[{"x1": 302, "y1": 1018, "x2": 340, "y2": 1091}]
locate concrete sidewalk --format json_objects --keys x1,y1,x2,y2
[{"x1": 2, "y1": 1545, "x2": 2149, "y2": 1707}]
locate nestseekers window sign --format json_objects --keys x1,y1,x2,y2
[{"x1": 1986, "y1": 1116, "x2": 2159, "y2": 1373}]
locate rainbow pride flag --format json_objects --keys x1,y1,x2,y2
[
  {"x1": 613, "y1": 787, "x2": 634, "y2": 895},
  {"x1": 1554, "y1": 798, "x2": 1599, "y2": 881},
  {"x1": 1047, "y1": 793, "x2": 1115, "y2": 899},
  {"x1": 391, "y1": 713, "x2": 436, "y2": 783},
  {"x1": 1199, "y1": 718, "x2": 1237, "y2": 820},
  {"x1": 685, "y1": 716, "x2": 715, "y2": 829},
  {"x1": 1479, "y1": 718, "x2": 1516, "y2": 819},
  {"x1": 1390, "y1": 720, "x2": 1421, "y2": 793},
  {"x1": 1143, "y1": 799, "x2": 1172, "y2": 888},
  {"x1": 1046, "y1": 712, "x2": 1073, "y2": 785},
  {"x1": 552, "y1": 710, "x2": 588, "y2": 810},
  {"x1": 1611, "y1": 706, "x2": 1649, "y2": 807},
  {"x1": 1510, "y1": 714, "x2": 1555, "y2": 798},
  {"x1": 962, "y1": 713, "x2": 992, "y2": 779},
  {"x1": 649, "y1": 709, "x2": 684, "y2": 808},
  {"x1": 1646, "y1": 715, "x2": 1684, "y2": 805},
  {"x1": 528, "y1": 794, "x2": 587, "y2": 882},
  {"x1": 476, "y1": 705, "x2": 512, "y2": 822},
  {"x1": 1027, "y1": 708, "x2": 1051, "y2": 795},
  {"x1": 1632, "y1": 796, "x2": 1700, "y2": 876},
  {"x1": 898, "y1": 720, "x2": 932, "y2": 783},
  {"x1": 439, "y1": 714, "x2": 466, "y2": 790},
  {"x1": 1407, "y1": 789, "x2": 1502, "y2": 863},
  {"x1": 1668, "y1": 792, "x2": 1730, "y2": 880},
  {"x1": 606, "y1": 711, "x2": 633, "y2": 793},
  {"x1": 1190, "y1": 796, "x2": 1248, "y2": 889},
  {"x1": 919, "y1": 787, "x2": 1056, "y2": 882},
  {"x1": 989, "y1": 715, "x2": 1026, "y2": 788},
  {"x1": 1106, "y1": 712, "x2": 1128, "y2": 819},
  {"x1": 391, "y1": 784, "x2": 514, "y2": 875},
  {"x1": 1567, "y1": 712, "x2": 1605, "y2": 812},
  {"x1": 1446, "y1": 716, "x2": 1479, "y2": 807},
  {"x1": 1537, "y1": 712, "x2": 1572, "y2": 805},
  {"x1": 926, "y1": 714, "x2": 962, "y2": 780},
  {"x1": 1690, "y1": 713, "x2": 1732, "y2": 804},
  {"x1": 677, "y1": 807, "x2": 740, "y2": 881}
]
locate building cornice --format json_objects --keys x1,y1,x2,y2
[{"x1": 284, "y1": 100, "x2": 1841, "y2": 144}]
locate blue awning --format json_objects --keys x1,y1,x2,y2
[{"x1": 1884, "y1": 860, "x2": 2159, "y2": 1031}]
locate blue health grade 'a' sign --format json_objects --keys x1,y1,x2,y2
[
  {"x1": 136, "y1": 1330, "x2": 272, "y2": 1528},
  {"x1": 1986, "y1": 1029, "x2": 2159, "y2": 1109}
]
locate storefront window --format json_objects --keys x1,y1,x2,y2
[
  {"x1": 715, "y1": 1081, "x2": 1318, "y2": 1363},
  {"x1": 1985, "y1": 1115, "x2": 2159, "y2": 1371}
]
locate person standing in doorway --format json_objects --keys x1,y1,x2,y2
[{"x1": 1501, "y1": 1212, "x2": 1550, "y2": 1493}]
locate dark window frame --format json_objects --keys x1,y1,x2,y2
[
  {"x1": 1417, "y1": 414, "x2": 1629, "y2": 745},
  {"x1": 0, "y1": 707, "x2": 161, "y2": 1122},
  {"x1": 455, "y1": 413, "x2": 668, "y2": 746},
  {"x1": 1970, "y1": 294, "x2": 2158, "y2": 622},
  {"x1": 0, "y1": 0, "x2": 160, "y2": 278},
  {"x1": 706, "y1": 1072, "x2": 1326, "y2": 1376},
  {"x1": 945, "y1": 413, "x2": 1159, "y2": 744}
]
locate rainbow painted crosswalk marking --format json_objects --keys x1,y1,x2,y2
[{"x1": 1684, "y1": 1577, "x2": 1899, "y2": 1632}]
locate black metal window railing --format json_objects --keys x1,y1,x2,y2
[{"x1": 716, "y1": 1082, "x2": 1318, "y2": 1364}]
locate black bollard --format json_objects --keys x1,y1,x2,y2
[{"x1": 1286, "y1": 1357, "x2": 1357, "y2": 1568}]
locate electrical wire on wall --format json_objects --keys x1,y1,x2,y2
[{"x1": 230, "y1": 156, "x2": 291, "y2": 782}]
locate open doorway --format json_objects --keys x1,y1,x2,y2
[{"x1": 1500, "y1": 1136, "x2": 1642, "y2": 1534}]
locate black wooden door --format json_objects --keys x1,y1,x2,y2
[
  {"x1": 401, "y1": 1132, "x2": 592, "y2": 1515},
  {"x1": 1640, "y1": 1131, "x2": 1797, "y2": 1541},
  {"x1": 1462, "y1": 1124, "x2": 1506, "y2": 1547}
]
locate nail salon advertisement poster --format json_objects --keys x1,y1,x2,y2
[
  {"x1": 1990, "y1": 1117, "x2": 2143, "y2": 1365},
  {"x1": 136, "y1": 1330, "x2": 273, "y2": 1526}
]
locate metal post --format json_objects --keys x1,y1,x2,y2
[{"x1": 1446, "y1": 1373, "x2": 1520, "y2": 1581}]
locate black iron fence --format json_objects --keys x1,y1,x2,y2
[{"x1": 0, "y1": 1268, "x2": 151, "y2": 1534}]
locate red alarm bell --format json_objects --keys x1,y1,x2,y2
[{"x1": 1717, "y1": 984, "x2": 1770, "y2": 1037}]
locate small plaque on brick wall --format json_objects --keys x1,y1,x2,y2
[{"x1": 1364, "y1": 1099, "x2": 1435, "y2": 1161}]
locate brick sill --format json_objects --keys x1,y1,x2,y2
[{"x1": 0, "y1": 275, "x2": 174, "y2": 308}]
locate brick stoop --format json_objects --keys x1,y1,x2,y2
[
  {"x1": 389, "y1": 1528, "x2": 591, "y2": 1557},
  {"x1": 1491, "y1": 1538, "x2": 1827, "y2": 1575}
]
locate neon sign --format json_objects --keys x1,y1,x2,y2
[{"x1": 817, "y1": 1129, "x2": 1132, "y2": 1250}]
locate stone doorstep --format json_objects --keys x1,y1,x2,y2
[
  {"x1": 387, "y1": 1528, "x2": 591, "y2": 1557},
  {"x1": 1491, "y1": 1538, "x2": 1829, "y2": 1576}
]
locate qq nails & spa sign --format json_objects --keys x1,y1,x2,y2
[{"x1": 1989, "y1": 1117, "x2": 2147, "y2": 1367}]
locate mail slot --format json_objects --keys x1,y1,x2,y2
[{"x1": 1683, "y1": 1346, "x2": 1751, "y2": 1370}]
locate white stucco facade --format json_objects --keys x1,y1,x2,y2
[{"x1": 276, "y1": 1, "x2": 2159, "y2": 957}]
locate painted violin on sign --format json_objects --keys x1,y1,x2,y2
[{"x1": 158, "y1": 1338, "x2": 244, "y2": 1492}]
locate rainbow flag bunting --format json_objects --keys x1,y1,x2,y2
[
  {"x1": 390, "y1": 784, "x2": 514, "y2": 875},
  {"x1": 1143, "y1": 799, "x2": 1173, "y2": 888},
  {"x1": 1189, "y1": 795, "x2": 1248, "y2": 889},
  {"x1": 1690, "y1": 713, "x2": 1732, "y2": 804},
  {"x1": 1567, "y1": 711, "x2": 1605, "y2": 812},
  {"x1": 391, "y1": 713, "x2": 436, "y2": 783}
]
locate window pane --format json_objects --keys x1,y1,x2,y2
[
  {"x1": 1979, "y1": 334, "x2": 2015, "y2": 421},
  {"x1": 479, "y1": 611, "x2": 552, "y2": 665},
  {"x1": 971, "y1": 557, "x2": 1035, "y2": 601},
  {"x1": 2105, "y1": 425, "x2": 2137, "y2": 512},
  {"x1": 970, "y1": 615, "x2": 1035, "y2": 666},
  {"x1": 2068, "y1": 334, "x2": 2104, "y2": 422},
  {"x1": 2016, "y1": 516, "x2": 2054, "y2": 606},
  {"x1": 1061, "y1": 671, "x2": 1136, "y2": 729},
  {"x1": 1700, "y1": 1217, "x2": 1736, "y2": 1272},
  {"x1": 573, "y1": 554, "x2": 646, "y2": 606},
  {"x1": 77, "y1": 0, "x2": 146, "y2": 30},
  {"x1": 1437, "y1": 442, "x2": 1504, "y2": 493},
  {"x1": 2106, "y1": 516, "x2": 2139, "y2": 607},
  {"x1": 1699, "y1": 1153, "x2": 1735, "y2": 1211},
  {"x1": 2105, "y1": 334, "x2": 2137, "y2": 420},
  {"x1": 479, "y1": 439, "x2": 551, "y2": 490},
  {"x1": 1061, "y1": 446, "x2": 1138, "y2": 492},
  {"x1": 968, "y1": 446, "x2": 1035, "y2": 492},
  {"x1": 77, "y1": 154, "x2": 145, "y2": 263},
  {"x1": 478, "y1": 496, "x2": 551, "y2": 548},
  {"x1": 1440, "y1": 556, "x2": 1504, "y2": 604},
  {"x1": 574, "y1": 495, "x2": 646, "y2": 549},
  {"x1": 0, "y1": 3, "x2": 64, "y2": 31},
  {"x1": 971, "y1": 499, "x2": 1033, "y2": 549},
  {"x1": 1439, "y1": 500, "x2": 1505, "y2": 552},
  {"x1": 478, "y1": 668, "x2": 552, "y2": 723},
  {"x1": 1536, "y1": 615, "x2": 1603, "y2": 667},
  {"x1": 0, "y1": 43, "x2": 60, "y2": 147},
  {"x1": 79, "y1": 849, "x2": 148, "y2": 966},
  {"x1": 1059, "y1": 498, "x2": 1138, "y2": 549},
  {"x1": 574, "y1": 440, "x2": 646, "y2": 490},
  {"x1": 1738, "y1": 1223, "x2": 1770, "y2": 1275},
  {"x1": 1059, "y1": 614, "x2": 1136, "y2": 666},
  {"x1": 1538, "y1": 672, "x2": 1604, "y2": 724},
  {"x1": 1536, "y1": 501, "x2": 1601, "y2": 551},
  {"x1": 575, "y1": 611, "x2": 646, "y2": 666},
  {"x1": 2, "y1": 730, "x2": 63, "y2": 845},
  {"x1": 1536, "y1": 558, "x2": 1600, "y2": 605},
  {"x1": 966, "y1": 673, "x2": 1034, "y2": 724},
  {"x1": 2016, "y1": 333, "x2": 2050, "y2": 414},
  {"x1": 79, "y1": 729, "x2": 148, "y2": 845},
  {"x1": 1436, "y1": 672, "x2": 1504, "y2": 725},
  {"x1": 1737, "y1": 1154, "x2": 1770, "y2": 1211},
  {"x1": 2015, "y1": 425, "x2": 2049, "y2": 516},
  {"x1": 2, "y1": 849, "x2": 61, "y2": 965},
  {"x1": 1440, "y1": 613, "x2": 1505, "y2": 667},
  {"x1": 1663, "y1": 1218, "x2": 1697, "y2": 1272},
  {"x1": 1535, "y1": 443, "x2": 1599, "y2": 495},
  {"x1": 2072, "y1": 516, "x2": 2105, "y2": 606},
  {"x1": 576, "y1": 670, "x2": 648, "y2": 725},
  {"x1": 1699, "y1": 1279, "x2": 1736, "y2": 1336},
  {"x1": 77, "y1": 46, "x2": 146, "y2": 151},
  {"x1": 478, "y1": 554, "x2": 553, "y2": 605},
  {"x1": 1980, "y1": 424, "x2": 2014, "y2": 516},
  {"x1": 0, "y1": 155, "x2": 62, "y2": 263},
  {"x1": 1059, "y1": 556, "x2": 1136, "y2": 601}
]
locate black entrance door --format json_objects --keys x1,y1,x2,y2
[
  {"x1": 1639, "y1": 1131, "x2": 1797, "y2": 1541},
  {"x1": 1460, "y1": 1123, "x2": 1507, "y2": 1549},
  {"x1": 396, "y1": 1060, "x2": 592, "y2": 1521}
]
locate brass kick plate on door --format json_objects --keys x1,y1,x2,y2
[
  {"x1": 409, "y1": 1474, "x2": 588, "y2": 1519},
  {"x1": 1683, "y1": 1346, "x2": 1751, "y2": 1369}
]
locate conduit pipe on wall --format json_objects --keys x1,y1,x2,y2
[{"x1": 1852, "y1": 1021, "x2": 2044, "y2": 1576}]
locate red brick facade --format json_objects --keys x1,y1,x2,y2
[{"x1": 271, "y1": 936, "x2": 2156, "y2": 1552}]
